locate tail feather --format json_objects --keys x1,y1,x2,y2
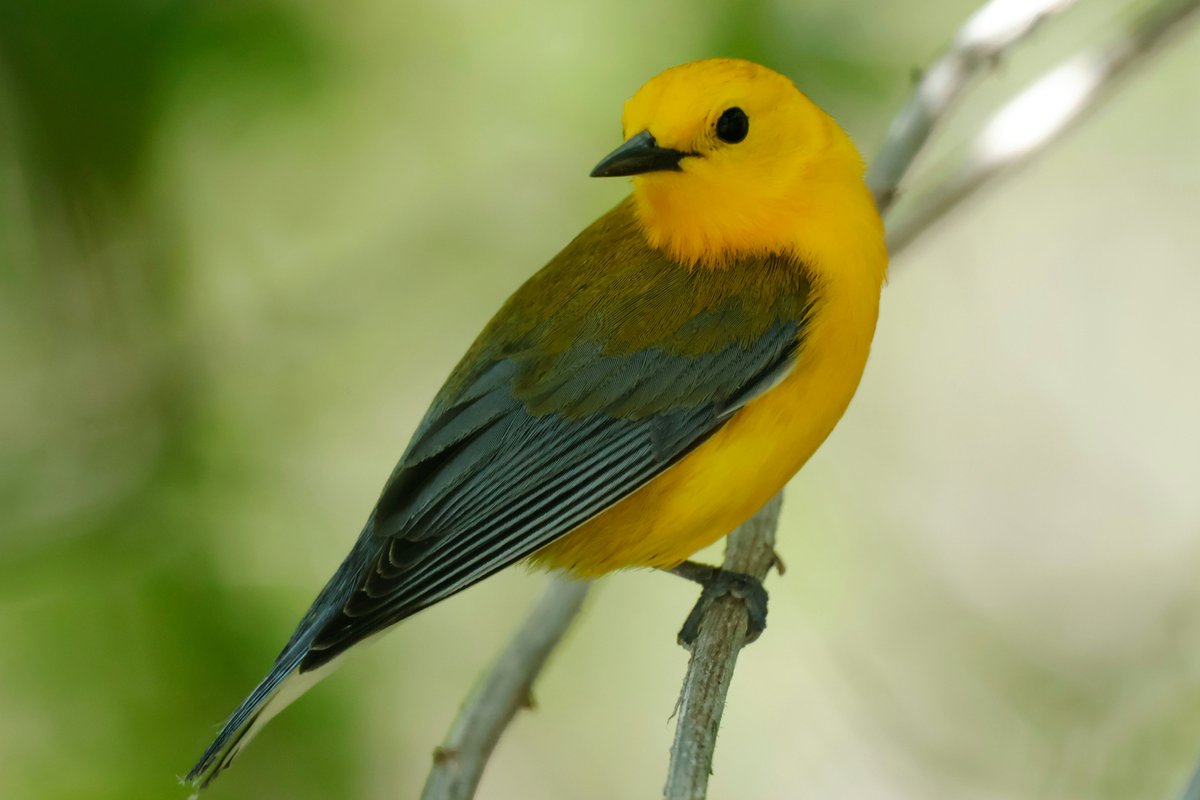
[
  {"x1": 187, "y1": 526, "x2": 378, "y2": 791},
  {"x1": 186, "y1": 648, "x2": 311, "y2": 791}
]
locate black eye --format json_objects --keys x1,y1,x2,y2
[{"x1": 715, "y1": 107, "x2": 749, "y2": 144}]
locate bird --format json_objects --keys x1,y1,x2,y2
[{"x1": 186, "y1": 57, "x2": 886, "y2": 790}]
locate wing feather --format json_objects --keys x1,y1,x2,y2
[{"x1": 295, "y1": 201, "x2": 813, "y2": 671}]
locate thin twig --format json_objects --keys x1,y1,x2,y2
[
  {"x1": 887, "y1": 0, "x2": 1200, "y2": 254},
  {"x1": 663, "y1": 495, "x2": 782, "y2": 800},
  {"x1": 419, "y1": 576, "x2": 589, "y2": 800}
]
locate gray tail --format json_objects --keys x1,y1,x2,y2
[
  {"x1": 186, "y1": 526, "x2": 376, "y2": 791},
  {"x1": 184, "y1": 647, "x2": 307, "y2": 792}
]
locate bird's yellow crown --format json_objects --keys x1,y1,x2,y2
[{"x1": 616, "y1": 58, "x2": 882, "y2": 273}]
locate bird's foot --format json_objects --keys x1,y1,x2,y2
[{"x1": 668, "y1": 561, "x2": 769, "y2": 649}]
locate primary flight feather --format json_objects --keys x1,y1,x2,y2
[{"x1": 187, "y1": 57, "x2": 886, "y2": 790}]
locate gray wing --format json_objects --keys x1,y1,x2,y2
[{"x1": 298, "y1": 320, "x2": 803, "y2": 670}]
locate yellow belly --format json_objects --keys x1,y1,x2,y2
[{"x1": 529, "y1": 279, "x2": 878, "y2": 576}]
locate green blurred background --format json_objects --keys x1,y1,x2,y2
[{"x1": 1, "y1": 1, "x2": 1198, "y2": 798}]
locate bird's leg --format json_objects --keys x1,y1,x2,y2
[{"x1": 665, "y1": 561, "x2": 770, "y2": 649}]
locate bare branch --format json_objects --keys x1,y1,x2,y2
[
  {"x1": 868, "y1": 0, "x2": 1079, "y2": 212},
  {"x1": 887, "y1": 0, "x2": 1200, "y2": 254},
  {"x1": 663, "y1": 494, "x2": 782, "y2": 800},
  {"x1": 419, "y1": 577, "x2": 589, "y2": 800}
]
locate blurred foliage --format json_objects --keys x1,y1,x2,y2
[
  {"x1": 0, "y1": 0, "x2": 319, "y2": 194},
  {"x1": 0, "y1": 1, "x2": 1197, "y2": 799},
  {"x1": 0, "y1": 3, "x2": 354, "y2": 799}
]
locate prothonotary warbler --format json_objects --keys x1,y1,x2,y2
[{"x1": 187, "y1": 57, "x2": 887, "y2": 790}]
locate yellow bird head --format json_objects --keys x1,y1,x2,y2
[{"x1": 592, "y1": 58, "x2": 877, "y2": 269}]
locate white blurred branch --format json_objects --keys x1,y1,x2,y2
[
  {"x1": 868, "y1": 0, "x2": 1079, "y2": 213},
  {"x1": 887, "y1": 0, "x2": 1200, "y2": 254},
  {"x1": 422, "y1": 1, "x2": 1200, "y2": 798},
  {"x1": 419, "y1": 576, "x2": 588, "y2": 800}
]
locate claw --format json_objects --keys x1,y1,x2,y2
[{"x1": 667, "y1": 561, "x2": 769, "y2": 649}]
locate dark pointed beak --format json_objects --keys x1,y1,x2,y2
[{"x1": 590, "y1": 130, "x2": 693, "y2": 178}]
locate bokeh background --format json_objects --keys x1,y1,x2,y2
[{"x1": 2, "y1": 0, "x2": 1198, "y2": 798}]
